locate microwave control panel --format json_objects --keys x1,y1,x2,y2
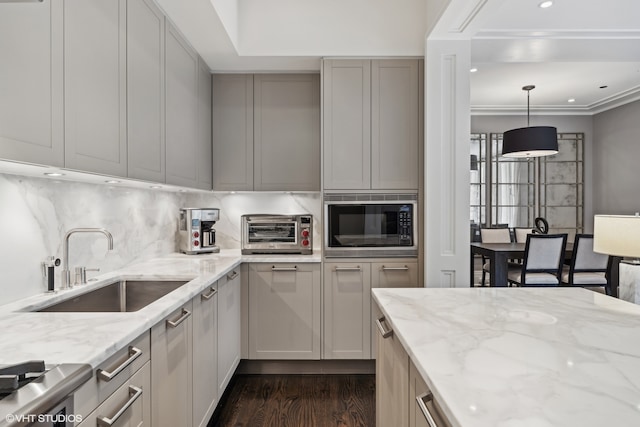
[{"x1": 399, "y1": 207, "x2": 413, "y2": 246}]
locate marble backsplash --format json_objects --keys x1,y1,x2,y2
[{"x1": 0, "y1": 173, "x2": 321, "y2": 305}]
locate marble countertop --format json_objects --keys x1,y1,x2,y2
[
  {"x1": 0, "y1": 249, "x2": 320, "y2": 368},
  {"x1": 372, "y1": 287, "x2": 640, "y2": 427}
]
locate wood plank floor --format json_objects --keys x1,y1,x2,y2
[{"x1": 210, "y1": 374, "x2": 376, "y2": 427}]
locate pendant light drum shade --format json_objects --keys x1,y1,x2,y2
[{"x1": 502, "y1": 126, "x2": 558, "y2": 158}]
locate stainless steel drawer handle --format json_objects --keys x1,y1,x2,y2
[
  {"x1": 97, "y1": 346, "x2": 142, "y2": 382},
  {"x1": 335, "y1": 266, "x2": 361, "y2": 272},
  {"x1": 166, "y1": 308, "x2": 191, "y2": 328},
  {"x1": 201, "y1": 287, "x2": 217, "y2": 301},
  {"x1": 96, "y1": 385, "x2": 143, "y2": 427},
  {"x1": 271, "y1": 266, "x2": 298, "y2": 272},
  {"x1": 382, "y1": 265, "x2": 409, "y2": 271},
  {"x1": 227, "y1": 270, "x2": 239, "y2": 280},
  {"x1": 375, "y1": 316, "x2": 393, "y2": 338},
  {"x1": 416, "y1": 393, "x2": 439, "y2": 427}
]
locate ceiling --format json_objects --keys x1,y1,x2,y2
[{"x1": 154, "y1": 0, "x2": 640, "y2": 115}]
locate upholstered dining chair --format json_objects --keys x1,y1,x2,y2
[
  {"x1": 514, "y1": 228, "x2": 535, "y2": 243},
  {"x1": 507, "y1": 234, "x2": 568, "y2": 287},
  {"x1": 561, "y1": 234, "x2": 611, "y2": 295},
  {"x1": 479, "y1": 227, "x2": 512, "y2": 286}
]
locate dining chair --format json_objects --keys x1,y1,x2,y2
[
  {"x1": 561, "y1": 234, "x2": 611, "y2": 295},
  {"x1": 479, "y1": 228, "x2": 512, "y2": 286},
  {"x1": 514, "y1": 228, "x2": 535, "y2": 243},
  {"x1": 507, "y1": 234, "x2": 568, "y2": 287}
]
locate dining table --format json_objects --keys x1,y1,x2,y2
[{"x1": 470, "y1": 242, "x2": 574, "y2": 287}]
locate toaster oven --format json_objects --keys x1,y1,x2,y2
[{"x1": 241, "y1": 214, "x2": 313, "y2": 255}]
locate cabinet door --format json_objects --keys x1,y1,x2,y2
[
  {"x1": 165, "y1": 22, "x2": 199, "y2": 187},
  {"x1": 192, "y1": 283, "x2": 218, "y2": 427},
  {"x1": 323, "y1": 262, "x2": 371, "y2": 359},
  {"x1": 151, "y1": 302, "x2": 193, "y2": 427},
  {"x1": 253, "y1": 74, "x2": 320, "y2": 191},
  {"x1": 410, "y1": 361, "x2": 452, "y2": 427},
  {"x1": 376, "y1": 314, "x2": 409, "y2": 427},
  {"x1": 323, "y1": 59, "x2": 371, "y2": 190},
  {"x1": 79, "y1": 362, "x2": 151, "y2": 427},
  {"x1": 0, "y1": 0, "x2": 63, "y2": 166},
  {"x1": 371, "y1": 59, "x2": 420, "y2": 190},
  {"x1": 248, "y1": 263, "x2": 321, "y2": 359},
  {"x1": 196, "y1": 57, "x2": 213, "y2": 190},
  {"x1": 64, "y1": 0, "x2": 127, "y2": 176},
  {"x1": 212, "y1": 74, "x2": 254, "y2": 191},
  {"x1": 127, "y1": 0, "x2": 165, "y2": 182},
  {"x1": 217, "y1": 268, "x2": 241, "y2": 396},
  {"x1": 371, "y1": 261, "x2": 419, "y2": 358}
]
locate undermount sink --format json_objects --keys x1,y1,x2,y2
[{"x1": 38, "y1": 279, "x2": 189, "y2": 313}]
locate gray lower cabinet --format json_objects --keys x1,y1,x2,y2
[
  {"x1": 64, "y1": 0, "x2": 127, "y2": 176},
  {"x1": 0, "y1": 0, "x2": 64, "y2": 167},
  {"x1": 217, "y1": 268, "x2": 241, "y2": 397},
  {"x1": 192, "y1": 282, "x2": 218, "y2": 427},
  {"x1": 127, "y1": 0, "x2": 165, "y2": 183},
  {"x1": 323, "y1": 58, "x2": 422, "y2": 191},
  {"x1": 212, "y1": 73, "x2": 320, "y2": 191},
  {"x1": 324, "y1": 260, "x2": 419, "y2": 360},
  {"x1": 248, "y1": 263, "x2": 321, "y2": 359},
  {"x1": 151, "y1": 302, "x2": 193, "y2": 427},
  {"x1": 165, "y1": 22, "x2": 199, "y2": 188},
  {"x1": 323, "y1": 262, "x2": 372, "y2": 359}
]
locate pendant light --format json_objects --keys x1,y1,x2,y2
[{"x1": 502, "y1": 85, "x2": 558, "y2": 158}]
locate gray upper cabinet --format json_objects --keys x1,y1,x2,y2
[
  {"x1": 196, "y1": 57, "x2": 213, "y2": 190},
  {"x1": 165, "y1": 22, "x2": 199, "y2": 188},
  {"x1": 64, "y1": 0, "x2": 127, "y2": 176},
  {"x1": 371, "y1": 60, "x2": 420, "y2": 190},
  {"x1": 254, "y1": 74, "x2": 320, "y2": 191},
  {"x1": 127, "y1": 0, "x2": 165, "y2": 183},
  {"x1": 323, "y1": 58, "x2": 422, "y2": 191},
  {"x1": 212, "y1": 74, "x2": 254, "y2": 191},
  {"x1": 323, "y1": 59, "x2": 371, "y2": 190},
  {"x1": 0, "y1": 0, "x2": 64, "y2": 167},
  {"x1": 212, "y1": 73, "x2": 320, "y2": 191}
]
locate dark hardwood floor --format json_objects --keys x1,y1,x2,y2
[{"x1": 210, "y1": 374, "x2": 376, "y2": 427}]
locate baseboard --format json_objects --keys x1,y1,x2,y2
[{"x1": 236, "y1": 359, "x2": 375, "y2": 375}]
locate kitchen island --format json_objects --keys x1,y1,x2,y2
[{"x1": 372, "y1": 287, "x2": 640, "y2": 427}]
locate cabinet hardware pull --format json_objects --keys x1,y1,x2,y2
[
  {"x1": 416, "y1": 392, "x2": 440, "y2": 427},
  {"x1": 271, "y1": 266, "x2": 298, "y2": 272},
  {"x1": 335, "y1": 266, "x2": 361, "y2": 272},
  {"x1": 201, "y1": 287, "x2": 217, "y2": 301},
  {"x1": 96, "y1": 385, "x2": 143, "y2": 426},
  {"x1": 166, "y1": 308, "x2": 191, "y2": 328},
  {"x1": 227, "y1": 270, "x2": 239, "y2": 280},
  {"x1": 381, "y1": 265, "x2": 409, "y2": 271},
  {"x1": 97, "y1": 346, "x2": 142, "y2": 382},
  {"x1": 375, "y1": 316, "x2": 393, "y2": 338}
]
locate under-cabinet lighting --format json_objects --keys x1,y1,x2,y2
[
  {"x1": 149, "y1": 185, "x2": 162, "y2": 189},
  {"x1": 470, "y1": 67, "x2": 478, "y2": 73},
  {"x1": 539, "y1": 1, "x2": 553, "y2": 8},
  {"x1": 105, "y1": 180, "x2": 120, "y2": 184},
  {"x1": 567, "y1": 98, "x2": 575, "y2": 103},
  {"x1": 44, "y1": 172, "x2": 64, "y2": 177}
]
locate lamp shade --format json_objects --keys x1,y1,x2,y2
[
  {"x1": 593, "y1": 215, "x2": 640, "y2": 257},
  {"x1": 502, "y1": 126, "x2": 559, "y2": 158}
]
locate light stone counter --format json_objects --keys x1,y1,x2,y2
[
  {"x1": 372, "y1": 287, "x2": 640, "y2": 427},
  {"x1": 0, "y1": 249, "x2": 320, "y2": 368}
]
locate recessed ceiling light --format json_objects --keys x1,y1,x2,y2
[
  {"x1": 44, "y1": 172, "x2": 64, "y2": 177},
  {"x1": 539, "y1": 1, "x2": 553, "y2": 8},
  {"x1": 105, "y1": 179, "x2": 120, "y2": 184},
  {"x1": 568, "y1": 98, "x2": 575, "y2": 103},
  {"x1": 470, "y1": 67, "x2": 478, "y2": 73}
]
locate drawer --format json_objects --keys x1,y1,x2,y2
[
  {"x1": 74, "y1": 331, "x2": 150, "y2": 420},
  {"x1": 78, "y1": 361, "x2": 150, "y2": 427}
]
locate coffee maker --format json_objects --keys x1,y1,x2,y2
[{"x1": 178, "y1": 208, "x2": 220, "y2": 254}]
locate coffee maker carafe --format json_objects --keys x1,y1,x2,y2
[{"x1": 178, "y1": 208, "x2": 220, "y2": 254}]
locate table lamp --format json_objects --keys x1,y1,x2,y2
[{"x1": 593, "y1": 214, "x2": 640, "y2": 263}]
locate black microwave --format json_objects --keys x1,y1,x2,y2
[{"x1": 324, "y1": 193, "x2": 418, "y2": 257}]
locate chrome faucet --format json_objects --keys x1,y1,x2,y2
[{"x1": 61, "y1": 228, "x2": 114, "y2": 289}]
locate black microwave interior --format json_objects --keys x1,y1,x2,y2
[{"x1": 327, "y1": 204, "x2": 413, "y2": 247}]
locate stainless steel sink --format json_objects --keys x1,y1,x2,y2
[{"x1": 38, "y1": 280, "x2": 189, "y2": 312}]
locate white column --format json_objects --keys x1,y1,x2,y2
[{"x1": 424, "y1": 39, "x2": 471, "y2": 287}]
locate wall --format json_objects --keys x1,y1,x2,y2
[
  {"x1": 0, "y1": 172, "x2": 320, "y2": 305},
  {"x1": 471, "y1": 114, "x2": 595, "y2": 231},
  {"x1": 592, "y1": 100, "x2": 640, "y2": 215}
]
